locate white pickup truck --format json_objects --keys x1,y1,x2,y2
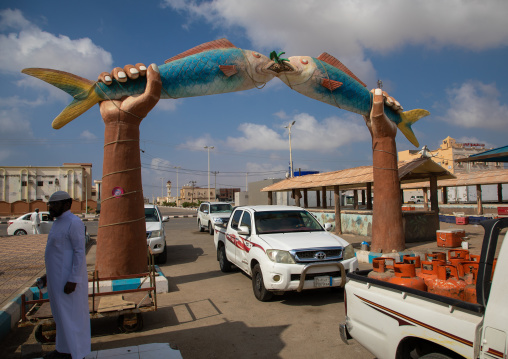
[
  {"x1": 340, "y1": 217, "x2": 508, "y2": 359},
  {"x1": 214, "y1": 205, "x2": 358, "y2": 301}
]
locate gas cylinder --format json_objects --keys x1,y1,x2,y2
[
  {"x1": 417, "y1": 260, "x2": 446, "y2": 287},
  {"x1": 460, "y1": 262, "x2": 479, "y2": 304},
  {"x1": 388, "y1": 262, "x2": 427, "y2": 291},
  {"x1": 469, "y1": 254, "x2": 480, "y2": 262},
  {"x1": 368, "y1": 257, "x2": 395, "y2": 282},
  {"x1": 448, "y1": 249, "x2": 470, "y2": 267},
  {"x1": 425, "y1": 252, "x2": 446, "y2": 262},
  {"x1": 402, "y1": 255, "x2": 421, "y2": 268},
  {"x1": 427, "y1": 265, "x2": 466, "y2": 301}
]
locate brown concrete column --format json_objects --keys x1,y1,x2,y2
[
  {"x1": 477, "y1": 184, "x2": 483, "y2": 215},
  {"x1": 442, "y1": 186, "x2": 448, "y2": 204},
  {"x1": 430, "y1": 175, "x2": 439, "y2": 229},
  {"x1": 361, "y1": 190, "x2": 366, "y2": 206},
  {"x1": 367, "y1": 183, "x2": 372, "y2": 210},
  {"x1": 295, "y1": 189, "x2": 302, "y2": 207},
  {"x1": 498, "y1": 184, "x2": 503, "y2": 203},
  {"x1": 400, "y1": 189, "x2": 404, "y2": 204},
  {"x1": 371, "y1": 137, "x2": 404, "y2": 253},
  {"x1": 334, "y1": 185, "x2": 342, "y2": 234},
  {"x1": 422, "y1": 187, "x2": 429, "y2": 211},
  {"x1": 316, "y1": 190, "x2": 321, "y2": 207},
  {"x1": 303, "y1": 189, "x2": 308, "y2": 208},
  {"x1": 321, "y1": 186, "x2": 327, "y2": 209},
  {"x1": 353, "y1": 190, "x2": 359, "y2": 210},
  {"x1": 96, "y1": 119, "x2": 147, "y2": 277},
  {"x1": 267, "y1": 191, "x2": 273, "y2": 205}
]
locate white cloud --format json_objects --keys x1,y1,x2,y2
[
  {"x1": 155, "y1": 99, "x2": 182, "y2": 112},
  {"x1": 163, "y1": 0, "x2": 508, "y2": 86},
  {"x1": 226, "y1": 112, "x2": 370, "y2": 152},
  {"x1": 273, "y1": 110, "x2": 288, "y2": 119},
  {"x1": 0, "y1": 107, "x2": 32, "y2": 137},
  {"x1": 441, "y1": 81, "x2": 508, "y2": 129},
  {"x1": 178, "y1": 134, "x2": 216, "y2": 151},
  {"x1": 0, "y1": 9, "x2": 113, "y2": 83},
  {"x1": 79, "y1": 130, "x2": 98, "y2": 140}
]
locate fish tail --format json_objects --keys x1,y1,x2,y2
[
  {"x1": 21, "y1": 68, "x2": 100, "y2": 129},
  {"x1": 398, "y1": 109, "x2": 430, "y2": 147}
]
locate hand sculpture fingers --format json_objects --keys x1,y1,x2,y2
[
  {"x1": 365, "y1": 88, "x2": 398, "y2": 139},
  {"x1": 111, "y1": 67, "x2": 128, "y2": 82},
  {"x1": 97, "y1": 71, "x2": 112, "y2": 85},
  {"x1": 135, "y1": 63, "x2": 147, "y2": 76},
  {"x1": 121, "y1": 63, "x2": 162, "y2": 118},
  {"x1": 123, "y1": 64, "x2": 139, "y2": 80}
]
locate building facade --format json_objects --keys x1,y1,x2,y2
[
  {"x1": 180, "y1": 184, "x2": 216, "y2": 203},
  {"x1": 0, "y1": 163, "x2": 92, "y2": 203},
  {"x1": 218, "y1": 188, "x2": 240, "y2": 202}
]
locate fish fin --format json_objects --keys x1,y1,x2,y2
[
  {"x1": 321, "y1": 78, "x2": 343, "y2": 91},
  {"x1": 398, "y1": 109, "x2": 430, "y2": 147},
  {"x1": 21, "y1": 68, "x2": 100, "y2": 129},
  {"x1": 219, "y1": 65, "x2": 238, "y2": 77},
  {"x1": 316, "y1": 52, "x2": 367, "y2": 87},
  {"x1": 165, "y1": 38, "x2": 237, "y2": 63}
]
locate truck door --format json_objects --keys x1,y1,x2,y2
[
  {"x1": 234, "y1": 211, "x2": 252, "y2": 272},
  {"x1": 226, "y1": 209, "x2": 243, "y2": 266},
  {"x1": 480, "y1": 228, "x2": 508, "y2": 358}
]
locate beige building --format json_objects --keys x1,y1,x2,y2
[
  {"x1": 180, "y1": 184, "x2": 216, "y2": 203},
  {"x1": 398, "y1": 136, "x2": 502, "y2": 174},
  {"x1": 0, "y1": 163, "x2": 92, "y2": 203}
]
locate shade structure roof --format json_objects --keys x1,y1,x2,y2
[
  {"x1": 261, "y1": 157, "x2": 455, "y2": 192},
  {"x1": 401, "y1": 168, "x2": 508, "y2": 189},
  {"x1": 455, "y1": 145, "x2": 508, "y2": 163}
]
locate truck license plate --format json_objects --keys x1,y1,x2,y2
[{"x1": 314, "y1": 276, "x2": 332, "y2": 287}]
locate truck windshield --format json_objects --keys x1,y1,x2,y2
[
  {"x1": 254, "y1": 210, "x2": 323, "y2": 234},
  {"x1": 144, "y1": 208, "x2": 160, "y2": 222},
  {"x1": 210, "y1": 204, "x2": 233, "y2": 213}
]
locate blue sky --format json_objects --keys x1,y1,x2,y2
[{"x1": 1, "y1": 1, "x2": 508, "y2": 199}]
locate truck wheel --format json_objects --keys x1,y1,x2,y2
[
  {"x1": 118, "y1": 313, "x2": 143, "y2": 333},
  {"x1": 208, "y1": 222, "x2": 214, "y2": 235},
  {"x1": 420, "y1": 354, "x2": 453, "y2": 359},
  {"x1": 252, "y1": 264, "x2": 273, "y2": 302},
  {"x1": 218, "y1": 245, "x2": 232, "y2": 272},
  {"x1": 198, "y1": 220, "x2": 204, "y2": 232}
]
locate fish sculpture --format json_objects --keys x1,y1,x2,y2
[
  {"x1": 270, "y1": 53, "x2": 429, "y2": 147},
  {"x1": 21, "y1": 39, "x2": 276, "y2": 129}
]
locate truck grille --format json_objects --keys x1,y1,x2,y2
[
  {"x1": 291, "y1": 248, "x2": 343, "y2": 263},
  {"x1": 291, "y1": 269, "x2": 348, "y2": 281}
]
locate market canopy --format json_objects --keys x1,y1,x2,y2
[{"x1": 455, "y1": 145, "x2": 508, "y2": 163}]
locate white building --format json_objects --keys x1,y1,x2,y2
[{"x1": 0, "y1": 163, "x2": 92, "y2": 203}]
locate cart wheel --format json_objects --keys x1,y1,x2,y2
[
  {"x1": 34, "y1": 323, "x2": 56, "y2": 344},
  {"x1": 117, "y1": 313, "x2": 143, "y2": 333}
]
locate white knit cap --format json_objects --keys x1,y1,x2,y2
[{"x1": 49, "y1": 191, "x2": 71, "y2": 202}]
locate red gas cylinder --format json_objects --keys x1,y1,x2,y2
[
  {"x1": 425, "y1": 252, "x2": 446, "y2": 261},
  {"x1": 403, "y1": 255, "x2": 421, "y2": 268},
  {"x1": 448, "y1": 249, "x2": 470, "y2": 267},
  {"x1": 388, "y1": 262, "x2": 427, "y2": 291},
  {"x1": 427, "y1": 265, "x2": 466, "y2": 301},
  {"x1": 417, "y1": 260, "x2": 446, "y2": 287},
  {"x1": 460, "y1": 262, "x2": 479, "y2": 304},
  {"x1": 368, "y1": 257, "x2": 395, "y2": 282},
  {"x1": 469, "y1": 254, "x2": 480, "y2": 262}
]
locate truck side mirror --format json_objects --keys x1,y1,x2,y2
[
  {"x1": 162, "y1": 216, "x2": 170, "y2": 222},
  {"x1": 324, "y1": 223, "x2": 333, "y2": 231},
  {"x1": 237, "y1": 225, "x2": 250, "y2": 236}
]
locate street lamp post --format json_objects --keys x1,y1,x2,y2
[
  {"x1": 160, "y1": 177, "x2": 164, "y2": 205},
  {"x1": 84, "y1": 172, "x2": 88, "y2": 214},
  {"x1": 174, "y1": 166, "x2": 181, "y2": 206},
  {"x1": 284, "y1": 121, "x2": 296, "y2": 178},
  {"x1": 204, "y1": 146, "x2": 214, "y2": 202}
]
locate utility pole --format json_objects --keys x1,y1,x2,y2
[
  {"x1": 204, "y1": 146, "x2": 214, "y2": 202},
  {"x1": 245, "y1": 172, "x2": 248, "y2": 192},
  {"x1": 160, "y1": 177, "x2": 164, "y2": 205},
  {"x1": 284, "y1": 121, "x2": 296, "y2": 178},
  {"x1": 212, "y1": 171, "x2": 219, "y2": 200},
  {"x1": 174, "y1": 166, "x2": 181, "y2": 206}
]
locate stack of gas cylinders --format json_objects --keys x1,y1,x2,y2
[{"x1": 368, "y1": 250, "x2": 498, "y2": 304}]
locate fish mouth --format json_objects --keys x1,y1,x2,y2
[{"x1": 266, "y1": 61, "x2": 295, "y2": 74}]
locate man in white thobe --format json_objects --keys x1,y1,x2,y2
[
  {"x1": 31, "y1": 208, "x2": 41, "y2": 234},
  {"x1": 41, "y1": 191, "x2": 90, "y2": 359}
]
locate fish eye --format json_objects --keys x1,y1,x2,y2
[
  {"x1": 252, "y1": 52, "x2": 262, "y2": 58},
  {"x1": 300, "y1": 59, "x2": 309, "y2": 65}
]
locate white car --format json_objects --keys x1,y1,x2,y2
[
  {"x1": 214, "y1": 205, "x2": 359, "y2": 301},
  {"x1": 7, "y1": 211, "x2": 54, "y2": 235},
  {"x1": 145, "y1": 204, "x2": 169, "y2": 264},
  {"x1": 197, "y1": 202, "x2": 233, "y2": 235}
]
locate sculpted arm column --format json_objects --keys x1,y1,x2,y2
[{"x1": 96, "y1": 64, "x2": 162, "y2": 277}]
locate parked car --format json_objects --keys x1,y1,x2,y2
[
  {"x1": 197, "y1": 202, "x2": 233, "y2": 235},
  {"x1": 145, "y1": 204, "x2": 169, "y2": 264},
  {"x1": 7, "y1": 211, "x2": 54, "y2": 235},
  {"x1": 214, "y1": 205, "x2": 358, "y2": 301}
]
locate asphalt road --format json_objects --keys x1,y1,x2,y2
[{"x1": 1, "y1": 210, "x2": 374, "y2": 359}]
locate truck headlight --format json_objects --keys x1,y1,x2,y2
[
  {"x1": 150, "y1": 230, "x2": 162, "y2": 238},
  {"x1": 266, "y1": 249, "x2": 295, "y2": 264},
  {"x1": 343, "y1": 244, "x2": 355, "y2": 260}
]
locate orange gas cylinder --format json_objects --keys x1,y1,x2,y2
[
  {"x1": 469, "y1": 254, "x2": 480, "y2": 262},
  {"x1": 425, "y1": 252, "x2": 446, "y2": 261},
  {"x1": 448, "y1": 249, "x2": 470, "y2": 267},
  {"x1": 368, "y1": 257, "x2": 395, "y2": 282},
  {"x1": 417, "y1": 260, "x2": 446, "y2": 287},
  {"x1": 388, "y1": 262, "x2": 427, "y2": 291},
  {"x1": 460, "y1": 262, "x2": 479, "y2": 304},
  {"x1": 427, "y1": 265, "x2": 466, "y2": 301},
  {"x1": 403, "y1": 255, "x2": 421, "y2": 268}
]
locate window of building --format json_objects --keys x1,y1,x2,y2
[
  {"x1": 21, "y1": 181, "x2": 27, "y2": 186},
  {"x1": 37, "y1": 181, "x2": 43, "y2": 186},
  {"x1": 49, "y1": 181, "x2": 53, "y2": 185}
]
